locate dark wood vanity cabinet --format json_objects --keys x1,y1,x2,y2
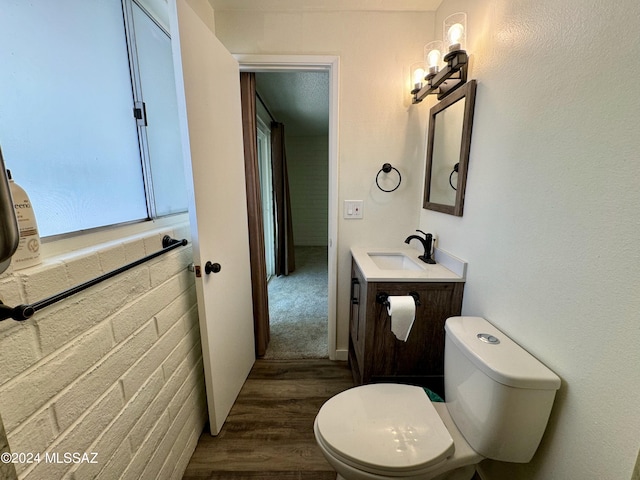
[{"x1": 348, "y1": 259, "x2": 464, "y2": 389}]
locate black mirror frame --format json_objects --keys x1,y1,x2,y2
[{"x1": 423, "y1": 79, "x2": 477, "y2": 217}]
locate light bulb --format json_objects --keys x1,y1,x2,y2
[
  {"x1": 424, "y1": 41, "x2": 443, "y2": 75},
  {"x1": 443, "y1": 12, "x2": 467, "y2": 53},
  {"x1": 413, "y1": 66, "x2": 425, "y2": 90},
  {"x1": 447, "y1": 23, "x2": 464, "y2": 48},
  {"x1": 427, "y1": 49, "x2": 441, "y2": 69}
]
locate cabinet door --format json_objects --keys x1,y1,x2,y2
[
  {"x1": 349, "y1": 277, "x2": 360, "y2": 343},
  {"x1": 368, "y1": 282, "x2": 464, "y2": 379},
  {"x1": 349, "y1": 261, "x2": 368, "y2": 382}
]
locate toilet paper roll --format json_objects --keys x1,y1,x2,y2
[{"x1": 387, "y1": 296, "x2": 416, "y2": 342}]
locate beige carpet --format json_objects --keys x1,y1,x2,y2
[{"x1": 263, "y1": 246, "x2": 328, "y2": 359}]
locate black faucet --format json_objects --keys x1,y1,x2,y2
[{"x1": 404, "y1": 230, "x2": 436, "y2": 264}]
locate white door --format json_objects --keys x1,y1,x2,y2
[{"x1": 169, "y1": 0, "x2": 255, "y2": 435}]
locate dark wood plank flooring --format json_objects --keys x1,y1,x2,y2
[{"x1": 182, "y1": 359, "x2": 354, "y2": 480}]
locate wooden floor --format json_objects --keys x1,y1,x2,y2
[{"x1": 182, "y1": 359, "x2": 354, "y2": 480}]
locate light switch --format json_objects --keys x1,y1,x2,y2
[{"x1": 344, "y1": 200, "x2": 363, "y2": 219}]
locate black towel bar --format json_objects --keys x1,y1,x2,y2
[{"x1": 0, "y1": 235, "x2": 188, "y2": 322}]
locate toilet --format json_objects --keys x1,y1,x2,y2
[{"x1": 314, "y1": 316, "x2": 561, "y2": 480}]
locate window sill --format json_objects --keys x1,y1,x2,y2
[{"x1": 40, "y1": 213, "x2": 190, "y2": 260}]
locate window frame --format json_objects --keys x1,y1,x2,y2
[{"x1": 38, "y1": 0, "x2": 187, "y2": 243}]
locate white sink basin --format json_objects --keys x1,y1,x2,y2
[
  {"x1": 367, "y1": 253, "x2": 424, "y2": 271},
  {"x1": 351, "y1": 247, "x2": 467, "y2": 283}
]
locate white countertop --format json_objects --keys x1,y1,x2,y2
[{"x1": 351, "y1": 246, "x2": 467, "y2": 283}]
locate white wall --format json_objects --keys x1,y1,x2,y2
[
  {"x1": 287, "y1": 135, "x2": 329, "y2": 246},
  {"x1": 213, "y1": 8, "x2": 436, "y2": 349},
  {"x1": 421, "y1": 0, "x2": 640, "y2": 478}
]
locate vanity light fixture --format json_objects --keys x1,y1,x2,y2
[{"x1": 411, "y1": 12, "x2": 469, "y2": 103}]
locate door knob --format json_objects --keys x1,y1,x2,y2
[{"x1": 204, "y1": 261, "x2": 221, "y2": 274}]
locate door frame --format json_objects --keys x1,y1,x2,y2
[{"x1": 236, "y1": 54, "x2": 342, "y2": 361}]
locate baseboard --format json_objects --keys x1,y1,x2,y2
[{"x1": 333, "y1": 349, "x2": 348, "y2": 361}]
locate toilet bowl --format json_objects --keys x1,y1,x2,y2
[
  {"x1": 314, "y1": 316, "x2": 561, "y2": 480},
  {"x1": 314, "y1": 383, "x2": 482, "y2": 480}
]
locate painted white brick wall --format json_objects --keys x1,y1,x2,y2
[
  {"x1": 286, "y1": 135, "x2": 329, "y2": 246},
  {"x1": 0, "y1": 223, "x2": 206, "y2": 480},
  {"x1": 0, "y1": 411, "x2": 17, "y2": 480}
]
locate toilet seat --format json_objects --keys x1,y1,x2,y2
[{"x1": 315, "y1": 384, "x2": 455, "y2": 476}]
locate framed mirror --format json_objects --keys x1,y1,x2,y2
[{"x1": 423, "y1": 79, "x2": 477, "y2": 216}]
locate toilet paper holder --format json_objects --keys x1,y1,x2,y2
[{"x1": 376, "y1": 291, "x2": 421, "y2": 307}]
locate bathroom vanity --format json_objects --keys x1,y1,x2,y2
[{"x1": 349, "y1": 247, "x2": 466, "y2": 392}]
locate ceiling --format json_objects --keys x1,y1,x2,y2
[
  {"x1": 210, "y1": 0, "x2": 443, "y2": 12},
  {"x1": 213, "y1": 0, "x2": 443, "y2": 137},
  {"x1": 255, "y1": 72, "x2": 330, "y2": 137}
]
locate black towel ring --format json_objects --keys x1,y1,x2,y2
[
  {"x1": 376, "y1": 163, "x2": 402, "y2": 193},
  {"x1": 449, "y1": 163, "x2": 459, "y2": 190}
]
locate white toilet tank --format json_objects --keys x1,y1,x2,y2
[{"x1": 444, "y1": 316, "x2": 561, "y2": 463}]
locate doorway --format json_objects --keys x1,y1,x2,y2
[
  {"x1": 238, "y1": 55, "x2": 341, "y2": 361},
  {"x1": 256, "y1": 71, "x2": 328, "y2": 359}
]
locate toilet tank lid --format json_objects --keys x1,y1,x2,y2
[{"x1": 445, "y1": 317, "x2": 561, "y2": 390}]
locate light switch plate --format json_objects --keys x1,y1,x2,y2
[{"x1": 344, "y1": 200, "x2": 363, "y2": 219}]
